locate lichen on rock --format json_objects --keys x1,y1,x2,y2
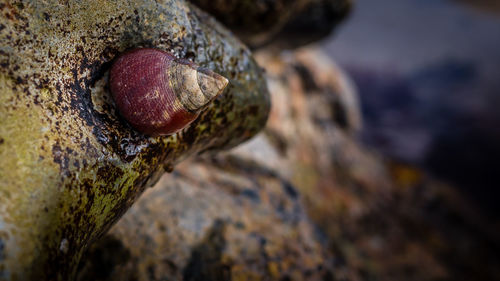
[{"x1": 0, "y1": 1, "x2": 270, "y2": 280}]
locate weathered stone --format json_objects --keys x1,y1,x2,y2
[
  {"x1": 189, "y1": 0, "x2": 351, "y2": 48},
  {"x1": 77, "y1": 46, "x2": 363, "y2": 281},
  {"x1": 0, "y1": 1, "x2": 270, "y2": 280},
  {"x1": 268, "y1": 0, "x2": 352, "y2": 49},
  {"x1": 80, "y1": 46, "x2": 500, "y2": 281},
  {"x1": 257, "y1": 47, "x2": 500, "y2": 281},
  {"x1": 78, "y1": 158, "x2": 335, "y2": 281}
]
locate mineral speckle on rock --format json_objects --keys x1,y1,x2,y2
[
  {"x1": 78, "y1": 47, "x2": 500, "y2": 281},
  {"x1": 0, "y1": 1, "x2": 269, "y2": 280}
]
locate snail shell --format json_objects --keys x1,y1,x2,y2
[{"x1": 109, "y1": 48, "x2": 229, "y2": 136}]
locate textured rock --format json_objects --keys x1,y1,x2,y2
[
  {"x1": 77, "y1": 46, "x2": 364, "y2": 281},
  {"x1": 189, "y1": 0, "x2": 351, "y2": 48},
  {"x1": 257, "y1": 47, "x2": 500, "y2": 281},
  {"x1": 268, "y1": 0, "x2": 352, "y2": 49},
  {"x1": 0, "y1": 1, "x2": 269, "y2": 280},
  {"x1": 80, "y1": 47, "x2": 500, "y2": 281},
  {"x1": 189, "y1": 0, "x2": 308, "y2": 47},
  {"x1": 78, "y1": 158, "x2": 335, "y2": 281}
]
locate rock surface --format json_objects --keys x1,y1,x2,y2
[
  {"x1": 0, "y1": 1, "x2": 269, "y2": 280},
  {"x1": 189, "y1": 0, "x2": 351, "y2": 48},
  {"x1": 455, "y1": 0, "x2": 500, "y2": 14},
  {"x1": 323, "y1": 0, "x2": 500, "y2": 216},
  {"x1": 78, "y1": 47, "x2": 500, "y2": 281},
  {"x1": 268, "y1": 0, "x2": 352, "y2": 49}
]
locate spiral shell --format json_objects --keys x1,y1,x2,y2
[{"x1": 109, "y1": 48, "x2": 229, "y2": 136}]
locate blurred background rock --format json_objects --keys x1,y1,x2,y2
[
  {"x1": 78, "y1": 46, "x2": 500, "y2": 281},
  {"x1": 323, "y1": 0, "x2": 500, "y2": 218},
  {"x1": 76, "y1": 0, "x2": 500, "y2": 280}
]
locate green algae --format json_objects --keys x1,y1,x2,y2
[{"x1": 0, "y1": 1, "x2": 270, "y2": 280}]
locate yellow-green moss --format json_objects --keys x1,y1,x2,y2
[{"x1": 0, "y1": 0, "x2": 270, "y2": 280}]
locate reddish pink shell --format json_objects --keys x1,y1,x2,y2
[{"x1": 109, "y1": 48, "x2": 228, "y2": 136}]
